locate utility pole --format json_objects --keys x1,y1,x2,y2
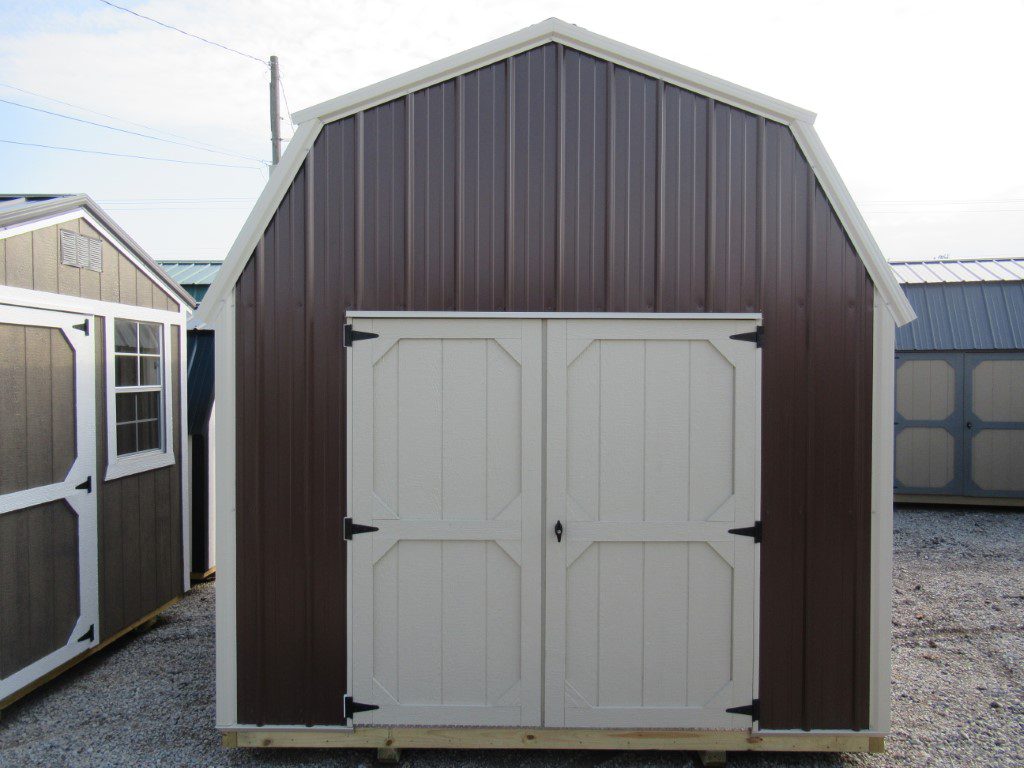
[{"x1": 269, "y1": 55, "x2": 282, "y2": 167}]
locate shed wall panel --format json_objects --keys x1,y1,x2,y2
[
  {"x1": 234, "y1": 43, "x2": 874, "y2": 730},
  {"x1": 95, "y1": 317, "x2": 184, "y2": 642}
]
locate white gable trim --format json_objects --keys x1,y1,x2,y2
[
  {"x1": 0, "y1": 208, "x2": 185, "y2": 309},
  {"x1": 195, "y1": 18, "x2": 914, "y2": 327}
]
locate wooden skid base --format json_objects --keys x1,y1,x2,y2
[
  {"x1": 190, "y1": 566, "x2": 217, "y2": 582},
  {"x1": 0, "y1": 595, "x2": 181, "y2": 712},
  {"x1": 223, "y1": 728, "x2": 885, "y2": 754}
]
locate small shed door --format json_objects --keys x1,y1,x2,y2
[
  {"x1": 348, "y1": 318, "x2": 543, "y2": 726},
  {"x1": 893, "y1": 352, "x2": 965, "y2": 495},
  {"x1": 964, "y1": 352, "x2": 1024, "y2": 497},
  {"x1": 0, "y1": 305, "x2": 99, "y2": 702},
  {"x1": 543, "y1": 319, "x2": 759, "y2": 728}
]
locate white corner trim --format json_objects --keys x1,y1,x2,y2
[
  {"x1": 194, "y1": 120, "x2": 322, "y2": 326},
  {"x1": 294, "y1": 18, "x2": 814, "y2": 125},
  {"x1": 103, "y1": 317, "x2": 176, "y2": 482},
  {"x1": 179, "y1": 317, "x2": 191, "y2": 593},
  {"x1": 213, "y1": 296, "x2": 239, "y2": 727},
  {"x1": 789, "y1": 122, "x2": 915, "y2": 327},
  {"x1": 0, "y1": 208, "x2": 183, "y2": 310},
  {"x1": 869, "y1": 288, "x2": 895, "y2": 734}
]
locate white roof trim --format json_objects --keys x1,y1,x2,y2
[
  {"x1": 0, "y1": 205, "x2": 192, "y2": 310},
  {"x1": 196, "y1": 18, "x2": 914, "y2": 326}
]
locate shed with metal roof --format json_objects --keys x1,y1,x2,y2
[{"x1": 891, "y1": 258, "x2": 1024, "y2": 505}]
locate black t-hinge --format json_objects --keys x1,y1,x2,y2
[
  {"x1": 343, "y1": 517, "x2": 379, "y2": 540},
  {"x1": 77, "y1": 624, "x2": 95, "y2": 643},
  {"x1": 72, "y1": 319, "x2": 90, "y2": 335},
  {"x1": 344, "y1": 324, "x2": 379, "y2": 347},
  {"x1": 343, "y1": 694, "x2": 379, "y2": 720},
  {"x1": 727, "y1": 698, "x2": 760, "y2": 722},
  {"x1": 728, "y1": 520, "x2": 762, "y2": 543},
  {"x1": 75, "y1": 476, "x2": 93, "y2": 494},
  {"x1": 729, "y1": 325, "x2": 764, "y2": 347}
]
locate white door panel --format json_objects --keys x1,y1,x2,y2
[
  {"x1": 349, "y1": 318, "x2": 543, "y2": 726},
  {"x1": 544, "y1": 319, "x2": 758, "y2": 729}
]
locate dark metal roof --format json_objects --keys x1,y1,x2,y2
[
  {"x1": 186, "y1": 330, "x2": 215, "y2": 435},
  {"x1": 896, "y1": 282, "x2": 1024, "y2": 351},
  {"x1": 0, "y1": 193, "x2": 197, "y2": 308}
]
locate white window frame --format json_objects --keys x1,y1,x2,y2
[{"x1": 105, "y1": 314, "x2": 175, "y2": 480}]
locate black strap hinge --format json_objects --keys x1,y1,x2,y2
[
  {"x1": 343, "y1": 517, "x2": 379, "y2": 540},
  {"x1": 729, "y1": 325, "x2": 764, "y2": 347},
  {"x1": 728, "y1": 520, "x2": 762, "y2": 543},
  {"x1": 344, "y1": 324, "x2": 379, "y2": 347},
  {"x1": 727, "y1": 698, "x2": 760, "y2": 722},
  {"x1": 76, "y1": 476, "x2": 93, "y2": 494},
  {"x1": 77, "y1": 624, "x2": 95, "y2": 643},
  {"x1": 72, "y1": 319, "x2": 90, "y2": 335},
  {"x1": 343, "y1": 694, "x2": 379, "y2": 720}
]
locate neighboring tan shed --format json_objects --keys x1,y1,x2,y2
[
  {"x1": 0, "y1": 194, "x2": 195, "y2": 710},
  {"x1": 195, "y1": 19, "x2": 915, "y2": 757},
  {"x1": 891, "y1": 257, "x2": 1024, "y2": 505}
]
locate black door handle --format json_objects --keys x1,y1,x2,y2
[
  {"x1": 554, "y1": 520, "x2": 563, "y2": 542},
  {"x1": 966, "y1": 421, "x2": 973, "y2": 429}
]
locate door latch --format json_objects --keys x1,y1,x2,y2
[{"x1": 554, "y1": 520, "x2": 563, "y2": 542}]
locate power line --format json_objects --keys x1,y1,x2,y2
[
  {"x1": 0, "y1": 80, "x2": 266, "y2": 161},
  {"x1": 0, "y1": 96, "x2": 268, "y2": 165},
  {"x1": 95, "y1": 0, "x2": 268, "y2": 66},
  {"x1": 1, "y1": 138, "x2": 263, "y2": 169}
]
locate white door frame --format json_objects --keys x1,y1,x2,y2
[{"x1": 0, "y1": 303, "x2": 99, "y2": 700}]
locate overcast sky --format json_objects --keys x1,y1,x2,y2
[{"x1": 2, "y1": 0, "x2": 1022, "y2": 263}]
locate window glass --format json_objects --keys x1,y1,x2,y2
[
  {"x1": 113, "y1": 319, "x2": 164, "y2": 457},
  {"x1": 114, "y1": 321, "x2": 137, "y2": 353}
]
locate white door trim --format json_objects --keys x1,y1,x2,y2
[{"x1": 0, "y1": 304, "x2": 99, "y2": 701}]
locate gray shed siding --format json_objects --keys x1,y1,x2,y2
[{"x1": 896, "y1": 282, "x2": 1024, "y2": 352}]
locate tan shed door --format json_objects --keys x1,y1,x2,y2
[
  {"x1": 348, "y1": 318, "x2": 543, "y2": 726},
  {"x1": 0, "y1": 304, "x2": 99, "y2": 703},
  {"x1": 544, "y1": 319, "x2": 759, "y2": 728}
]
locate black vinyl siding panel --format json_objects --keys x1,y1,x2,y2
[{"x1": 235, "y1": 42, "x2": 874, "y2": 730}]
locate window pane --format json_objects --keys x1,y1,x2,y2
[
  {"x1": 140, "y1": 356, "x2": 161, "y2": 385},
  {"x1": 137, "y1": 419, "x2": 160, "y2": 452},
  {"x1": 116, "y1": 423, "x2": 137, "y2": 456},
  {"x1": 136, "y1": 391, "x2": 160, "y2": 420},
  {"x1": 138, "y1": 323, "x2": 160, "y2": 354},
  {"x1": 116, "y1": 392, "x2": 136, "y2": 423},
  {"x1": 115, "y1": 355, "x2": 138, "y2": 386},
  {"x1": 115, "y1": 320, "x2": 138, "y2": 353}
]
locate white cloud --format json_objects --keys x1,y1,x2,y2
[{"x1": 1, "y1": 0, "x2": 1022, "y2": 260}]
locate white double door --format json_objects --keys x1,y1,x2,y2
[{"x1": 348, "y1": 316, "x2": 758, "y2": 729}]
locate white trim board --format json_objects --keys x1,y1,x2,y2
[
  {"x1": 0, "y1": 208, "x2": 184, "y2": 310},
  {"x1": 0, "y1": 284, "x2": 184, "y2": 324},
  {"x1": 347, "y1": 311, "x2": 763, "y2": 320},
  {"x1": 194, "y1": 18, "x2": 914, "y2": 328}
]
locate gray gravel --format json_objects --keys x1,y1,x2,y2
[{"x1": 1, "y1": 508, "x2": 1021, "y2": 767}]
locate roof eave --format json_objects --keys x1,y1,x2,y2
[{"x1": 0, "y1": 193, "x2": 197, "y2": 308}]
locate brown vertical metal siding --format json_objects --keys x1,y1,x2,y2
[{"x1": 235, "y1": 42, "x2": 874, "y2": 729}]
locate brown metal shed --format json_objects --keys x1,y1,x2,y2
[
  {"x1": 0, "y1": 194, "x2": 195, "y2": 710},
  {"x1": 197, "y1": 19, "x2": 914, "y2": 756}
]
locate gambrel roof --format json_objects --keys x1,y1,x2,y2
[{"x1": 196, "y1": 18, "x2": 914, "y2": 326}]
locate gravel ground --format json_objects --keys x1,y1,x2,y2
[{"x1": 1, "y1": 508, "x2": 1021, "y2": 767}]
